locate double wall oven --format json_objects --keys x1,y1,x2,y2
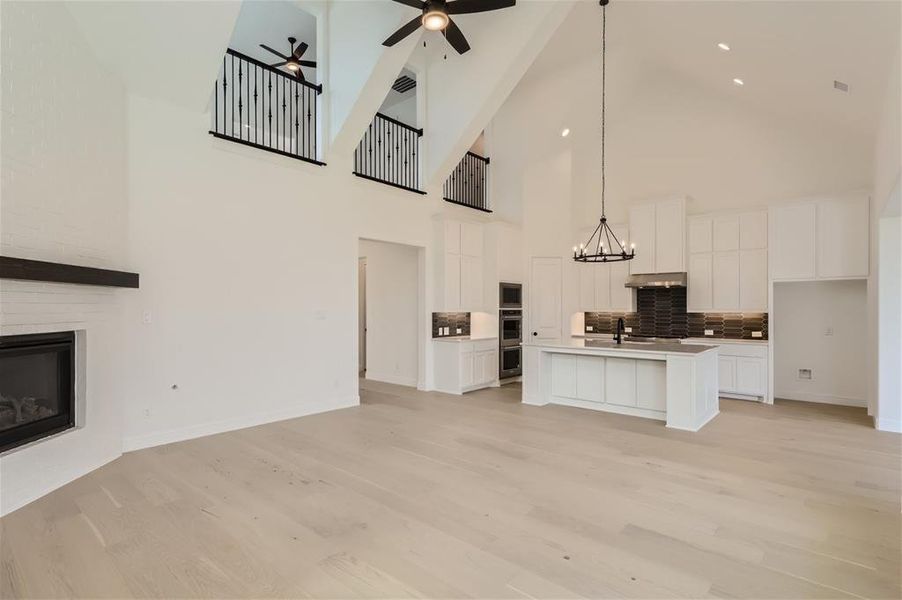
[{"x1": 499, "y1": 283, "x2": 522, "y2": 379}]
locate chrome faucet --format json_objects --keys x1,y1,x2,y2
[{"x1": 615, "y1": 317, "x2": 625, "y2": 345}]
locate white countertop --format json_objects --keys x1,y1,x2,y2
[
  {"x1": 683, "y1": 337, "x2": 768, "y2": 346},
  {"x1": 432, "y1": 336, "x2": 498, "y2": 343},
  {"x1": 527, "y1": 338, "x2": 717, "y2": 355}
]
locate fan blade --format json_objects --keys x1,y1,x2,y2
[
  {"x1": 443, "y1": 18, "x2": 470, "y2": 54},
  {"x1": 292, "y1": 41, "x2": 309, "y2": 59},
  {"x1": 270, "y1": 61, "x2": 288, "y2": 67},
  {"x1": 260, "y1": 44, "x2": 288, "y2": 60},
  {"x1": 447, "y1": 0, "x2": 515, "y2": 15},
  {"x1": 383, "y1": 15, "x2": 423, "y2": 47},
  {"x1": 299, "y1": 60, "x2": 317, "y2": 68},
  {"x1": 391, "y1": 0, "x2": 426, "y2": 8},
  {"x1": 296, "y1": 69, "x2": 306, "y2": 83}
]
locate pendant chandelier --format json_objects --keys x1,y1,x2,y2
[{"x1": 573, "y1": 0, "x2": 635, "y2": 263}]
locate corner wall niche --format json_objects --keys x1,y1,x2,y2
[{"x1": 0, "y1": 332, "x2": 76, "y2": 453}]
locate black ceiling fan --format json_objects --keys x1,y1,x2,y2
[
  {"x1": 383, "y1": 0, "x2": 516, "y2": 55},
  {"x1": 260, "y1": 37, "x2": 316, "y2": 82}
]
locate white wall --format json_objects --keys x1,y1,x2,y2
[
  {"x1": 359, "y1": 239, "x2": 419, "y2": 387},
  {"x1": 0, "y1": 1, "x2": 129, "y2": 516},
  {"x1": 870, "y1": 46, "x2": 902, "y2": 431},
  {"x1": 121, "y1": 91, "x2": 451, "y2": 450},
  {"x1": 773, "y1": 280, "x2": 868, "y2": 407}
]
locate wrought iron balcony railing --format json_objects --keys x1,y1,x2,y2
[
  {"x1": 210, "y1": 49, "x2": 324, "y2": 166},
  {"x1": 353, "y1": 113, "x2": 424, "y2": 194},
  {"x1": 444, "y1": 151, "x2": 491, "y2": 212}
]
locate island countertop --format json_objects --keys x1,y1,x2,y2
[{"x1": 524, "y1": 338, "x2": 717, "y2": 356}]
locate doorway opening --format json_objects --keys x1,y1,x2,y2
[{"x1": 358, "y1": 239, "x2": 424, "y2": 389}]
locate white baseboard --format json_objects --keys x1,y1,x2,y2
[
  {"x1": 775, "y1": 391, "x2": 867, "y2": 408},
  {"x1": 364, "y1": 372, "x2": 418, "y2": 387},
  {"x1": 1, "y1": 452, "x2": 120, "y2": 517},
  {"x1": 875, "y1": 417, "x2": 902, "y2": 433},
  {"x1": 122, "y1": 395, "x2": 360, "y2": 452}
]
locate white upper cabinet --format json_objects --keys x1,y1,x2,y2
[
  {"x1": 688, "y1": 217, "x2": 712, "y2": 254},
  {"x1": 688, "y1": 209, "x2": 768, "y2": 312},
  {"x1": 739, "y1": 211, "x2": 768, "y2": 249},
  {"x1": 687, "y1": 253, "x2": 712, "y2": 311},
  {"x1": 609, "y1": 261, "x2": 633, "y2": 311},
  {"x1": 437, "y1": 219, "x2": 486, "y2": 312},
  {"x1": 628, "y1": 203, "x2": 657, "y2": 274},
  {"x1": 712, "y1": 216, "x2": 740, "y2": 252},
  {"x1": 577, "y1": 263, "x2": 596, "y2": 312},
  {"x1": 739, "y1": 249, "x2": 767, "y2": 311},
  {"x1": 770, "y1": 196, "x2": 868, "y2": 281},
  {"x1": 629, "y1": 197, "x2": 685, "y2": 275},
  {"x1": 770, "y1": 203, "x2": 817, "y2": 280},
  {"x1": 816, "y1": 196, "x2": 869, "y2": 278},
  {"x1": 460, "y1": 222, "x2": 484, "y2": 257},
  {"x1": 712, "y1": 252, "x2": 740, "y2": 310},
  {"x1": 655, "y1": 198, "x2": 686, "y2": 273}
]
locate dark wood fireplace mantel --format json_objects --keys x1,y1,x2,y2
[{"x1": 0, "y1": 256, "x2": 139, "y2": 288}]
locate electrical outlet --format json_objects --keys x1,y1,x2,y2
[
  {"x1": 751, "y1": 331, "x2": 763, "y2": 338},
  {"x1": 624, "y1": 327, "x2": 633, "y2": 333},
  {"x1": 456, "y1": 327, "x2": 462, "y2": 334},
  {"x1": 142, "y1": 310, "x2": 153, "y2": 324},
  {"x1": 705, "y1": 329, "x2": 714, "y2": 336},
  {"x1": 586, "y1": 325, "x2": 594, "y2": 332},
  {"x1": 798, "y1": 368, "x2": 812, "y2": 380}
]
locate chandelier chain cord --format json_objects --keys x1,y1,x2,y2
[{"x1": 601, "y1": 4, "x2": 606, "y2": 218}]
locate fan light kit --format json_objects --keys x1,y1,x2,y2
[
  {"x1": 260, "y1": 37, "x2": 317, "y2": 82},
  {"x1": 717, "y1": 42, "x2": 731, "y2": 51},
  {"x1": 574, "y1": 0, "x2": 634, "y2": 264},
  {"x1": 561, "y1": 128, "x2": 570, "y2": 138},
  {"x1": 733, "y1": 77, "x2": 745, "y2": 86},
  {"x1": 383, "y1": 0, "x2": 517, "y2": 55}
]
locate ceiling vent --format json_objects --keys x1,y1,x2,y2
[
  {"x1": 392, "y1": 75, "x2": 417, "y2": 94},
  {"x1": 833, "y1": 80, "x2": 849, "y2": 92}
]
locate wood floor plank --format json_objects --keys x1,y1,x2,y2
[{"x1": 1, "y1": 381, "x2": 899, "y2": 598}]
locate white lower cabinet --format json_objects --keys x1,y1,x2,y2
[
  {"x1": 690, "y1": 340, "x2": 767, "y2": 400},
  {"x1": 434, "y1": 339, "x2": 497, "y2": 394}
]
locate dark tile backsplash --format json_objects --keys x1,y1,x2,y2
[
  {"x1": 585, "y1": 288, "x2": 767, "y2": 340},
  {"x1": 432, "y1": 312, "x2": 470, "y2": 337}
]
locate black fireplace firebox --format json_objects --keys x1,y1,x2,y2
[{"x1": 0, "y1": 331, "x2": 75, "y2": 453}]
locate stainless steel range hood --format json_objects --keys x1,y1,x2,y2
[{"x1": 624, "y1": 272, "x2": 687, "y2": 288}]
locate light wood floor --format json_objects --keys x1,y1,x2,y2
[{"x1": 2, "y1": 381, "x2": 900, "y2": 599}]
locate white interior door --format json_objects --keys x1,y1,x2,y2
[{"x1": 529, "y1": 257, "x2": 562, "y2": 341}]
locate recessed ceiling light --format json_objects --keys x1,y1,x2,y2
[
  {"x1": 561, "y1": 128, "x2": 570, "y2": 137},
  {"x1": 732, "y1": 78, "x2": 744, "y2": 86},
  {"x1": 717, "y1": 42, "x2": 731, "y2": 51}
]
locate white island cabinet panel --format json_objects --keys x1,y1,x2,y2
[
  {"x1": 605, "y1": 358, "x2": 637, "y2": 407},
  {"x1": 636, "y1": 361, "x2": 667, "y2": 412},
  {"x1": 551, "y1": 354, "x2": 577, "y2": 399},
  {"x1": 576, "y1": 355, "x2": 605, "y2": 403}
]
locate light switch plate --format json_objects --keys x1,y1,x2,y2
[
  {"x1": 705, "y1": 329, "x2": 714, "y2": 336},
  {"x1": 752, "y1": 331, "x2": 763, "y2": 338},
  {"x1": 624, "y1": 327, "x2": 633, "y2": 333},
  {"x1": 586, "y1": 325, "x2": 594, "y2": 331},
  {"x1": 456, "y1": 327, "x2": 462, "y2": 334}
]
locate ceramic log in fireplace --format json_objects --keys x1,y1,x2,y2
[{"x1": 0, "y1": 332, "x2": 75, "y2": 453}]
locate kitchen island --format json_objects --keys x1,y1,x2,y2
[{"x1": 522, "y1": 339, "x2": 719, "y2": 431}]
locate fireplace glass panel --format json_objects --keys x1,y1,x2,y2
[{"x1": 0, "y1": 332, "x2": 75, "y2": 452}]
